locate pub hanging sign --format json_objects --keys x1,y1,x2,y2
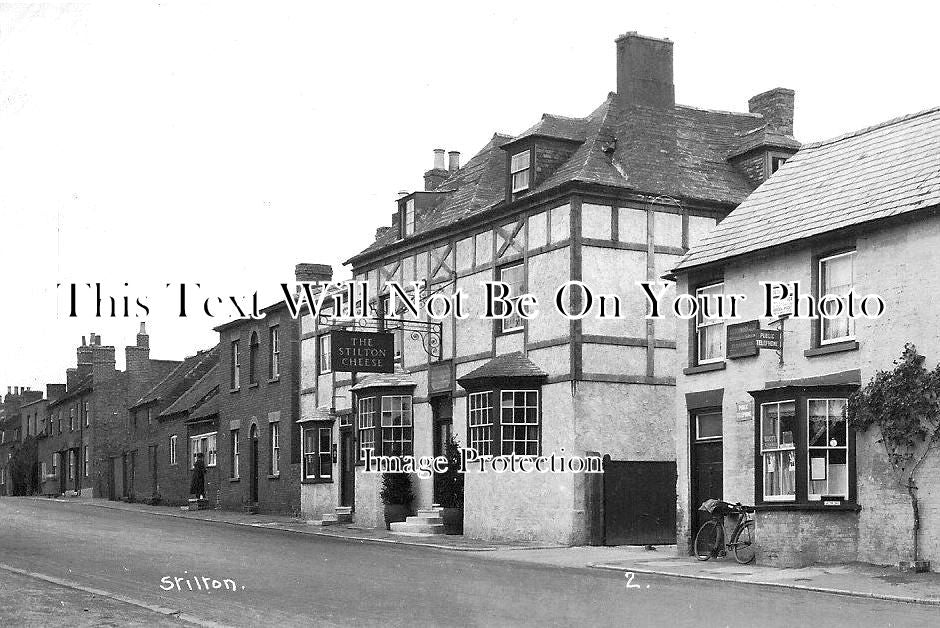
[
  {"x1": 726, "y1": 320, "x2": 782, "y2": 359},
  {"x1": 330, "y1": 330, "x2": 395, "y2": 374}
]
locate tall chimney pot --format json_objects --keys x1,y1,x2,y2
[
  {"x1": 433, "y1": 148, "x2": 446, "y2": 171},
  {"x1": 448, "y1": 151, "x2": 460, "y2": 172}
]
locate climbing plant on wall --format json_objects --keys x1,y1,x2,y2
[{"x1": 847, "y1": 343, "x2": 940, "y2": 566}]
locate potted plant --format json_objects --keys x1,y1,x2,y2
[
  {"x1": 380, "y1": 470, "x2": 414, "y2": 530},
  {"x1": 437, "y1": 435, "x2": 464, "y2": 534}
]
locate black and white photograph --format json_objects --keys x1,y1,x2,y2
[{"x1": 2, "y1": 1, "x2": 940, "y2": 626}]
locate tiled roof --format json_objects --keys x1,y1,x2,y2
[
  {"x1": 674, "y1": 106, "x2": 940, "y2": 272},
  {"x1": 49, "y1": 375, "x2": 93, "y2": 407},
  {"x1": 350, "y1": 366, "x2": 418, "y2": 391},
  {"x1": 513, "y1": 113, "x2": 590, "y2": 143},
  {"x1": 457, "y1": 352, "x2": 547, "y2": 384},
  {"x1": 160, "y1": 363, "x2": 220, "y2": 419},
  {"x1": 133, "y1": 345, "x2": 219, "y2": 409},
  {"x1": 354, "y1": 133, "x2": 511, "y2": 258},
  {"x1": 349, "y1": 93, "x2": 790, "y2": 264}
]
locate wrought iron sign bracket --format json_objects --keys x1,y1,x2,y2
[{"x1": 317, "y1": 314, "x2": 443, "y2": 360}]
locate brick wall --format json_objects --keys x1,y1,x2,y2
[{"x1": 217, "y1": 307, "x2": 301, "y2": 514}]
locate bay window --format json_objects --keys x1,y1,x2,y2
[
  {"x1": 468, "y1": 392, "x2": 493, "y2": 456},
  {"x1": 760, "y1": 400, "x2": 796, "y2": 502},
  {"x1": 357, "y1": 397, "x2": 376, "y2": 459},
  {"x1": 753, "y1": 386, "x2": 856, "y2": 506},
  {"x1": 380, "y1": 396, "x2": 413, "y2": 456},
  {"x1": 808, "y1": 398, "x2": 849, "y2": 499},
  {"x1": 464, "y1": 387, "x2": 541, "y2": 457}
]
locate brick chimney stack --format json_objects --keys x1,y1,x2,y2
[
  {"x1": 748, "y1": 88, "x2": 795, "y2": 136},
  {"x1": 295, "y1": 263, "x2": 333, "y2": 284},
  {"x1": 615, "y1": 32, "x2": 675, "y2": 110},
  {"x1": 448, "y1": 151, "x2": 460, "y2": 172},
  {"x1": 126, "y1": 323, "x2": 151, "y2": 380},
  {"x1": 424, "y1": 148, "x2": 449, "y2": 191}
]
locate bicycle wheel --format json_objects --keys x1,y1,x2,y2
[
  {"x1": 693, "y1": 519, "x2": 722, "y2": 561},
  {"x1": 731, "y1": 520, "x2": 755, "y2": 564}
]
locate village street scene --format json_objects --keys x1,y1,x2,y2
[{"x1": 2, "y1": 2, "x2": 940, "y2": 626}]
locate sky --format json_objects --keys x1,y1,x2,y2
[{"x1": 1, "y1": 0, "x2": 938, "y2": 392}]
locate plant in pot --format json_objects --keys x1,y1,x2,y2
[
  {"x1": 380, "y1": 452, "x2": 414, "y2": 530},
  {"x1": 436, "y1": 435, "x2": 464, "y2": 534}
]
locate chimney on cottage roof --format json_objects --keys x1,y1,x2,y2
[
  {"x1": 615, "y1": 32, "x2": 675, "y2": 110},
  {"x1": 448, "y1": 151, "x2": 460, "y2": 172},
  {"x1": 749, "y1": 88, "x2": 795, "y2": 136},
  {"x1": 424, "y1": 148, "x2": 450, "y2": 191},
  {"x1": 295, "y1": 263, "x2": 333, "y2": 284}
]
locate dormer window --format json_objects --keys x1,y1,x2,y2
[
  {"x1": 770, "y1": 156, "x2": 787, "y2": 174},
  {"x1": 402, "y1": 198, "x2": 415, "y2": 237},
  {"x1": 510, "y1": 151, "x2": 531, "y2": 193}
]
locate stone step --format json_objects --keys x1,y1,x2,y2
[
  {"x1": 335, "y1": 506, "x2": 353, "y2": 515},
  {"x1": 404, "y1": 515, "x2": 443, "y2": 525},
  {"x1": 416, "y1": 508, "x2": 443, "y2": 517},
  {"x1": 307, "y1": 510, "x2": 353, "y2": 526},
  {"x1": 389, "y1": 521, "x2": 446, "y2": 535}
]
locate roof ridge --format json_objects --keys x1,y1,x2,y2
[
  {"x1": 675, "y1": 103, "x2": 761, "y2": 118},
  {"x1": 803, "y1": 106, "x2": 940, "y2": 150}
]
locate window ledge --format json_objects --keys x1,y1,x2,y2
[
  {"x1": 683, "y1": 362, "x2": 726, "y2": 376},
  {"x1": 268, "y1": 377, "x2": 280, "y2": 384},
  {"x1": 805, "y1": 341, "x2": 859, "y2": 358},
  {"x1": 247, "y1": 383, "x2": 260, "y2": 389},
  {"x1": 229, "y1": 388, "x2": 240, "y2": 394},
  {"x1": 229, "y1": 477, "x2": 240, "y2": 483},
  {"x1": 301, "y1": 478, "x2": 333, "y2": 485},
  {"x1": 267, "y1": 474, "x2": 280, "y2": 480},
  {"x1": 756, "y1": 502, "x2": 860, "y2": 513}
]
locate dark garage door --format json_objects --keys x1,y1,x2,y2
[{"x1": 604, "y1": 460, "x2": 677, "y2": 545}]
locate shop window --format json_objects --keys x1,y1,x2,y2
[
  {"x1": 807, "y1": 399, "x2": 849, "y2": 499},
  {"x1": 760, "y1": 400, "x2": 796, "y2": 502},
  {"x1": 754, "y1": 390, "x2": 855, "y2": 505}
]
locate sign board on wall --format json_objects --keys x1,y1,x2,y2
[
  {"x1": 727, "y1": 320, "x2": 782, "y2": 358},
  {"x1": 330, "y1": 331, "x2": 395, "y2": 374},
  {"x1": 735, "y1": 401, "x2": 753, "y2": 422}
]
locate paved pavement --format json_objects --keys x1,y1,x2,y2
[{"x1": 1, "y1": 496, "x2": 938, "y2": 627}]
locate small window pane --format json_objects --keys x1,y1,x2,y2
[{"x1": 695, "y1": 412, "x2": 722, "y2": 439}]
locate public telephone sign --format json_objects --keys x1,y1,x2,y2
[{"x1": 330, "y1": 331, "x2": 395, "y2": 374}]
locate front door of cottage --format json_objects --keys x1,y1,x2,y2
[
  {"x1": 690, "y1": 410, "x2": 723, "y2": 538},
  {"x1": 339, "y1": 427, "x2": 355, "y2": 509},
  {"x1": 249, "y1": 424, "x2": 259, "y2": 505},
  {"x1": 431, "y1": 396, "x2": 453, "y2": 503}
]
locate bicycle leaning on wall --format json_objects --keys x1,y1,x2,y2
[{"x1": 693, "y1": 499, "x2": 756, "y2": 564}]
